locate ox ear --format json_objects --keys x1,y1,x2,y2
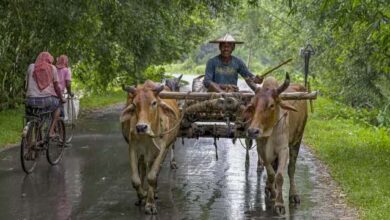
[
  {"x1": 153, "y1": 84, "x2": 165, "y2": 95},
  {"x1": 177, "y1": 74, "x2": 183, "y2": 82},
  {"x1": 279, "y1": 101, "x2": 297, "y2": 112},
  {"x1": 119, "y1": 104, "x2": 135, "y2": 122},
  {"x1": 159, "y1": 101, "x2": 178, "y2": 120},
  {"x1": 243, "y1": 103, "x2": 255, "y2": 120}
]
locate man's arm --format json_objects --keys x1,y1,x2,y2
[
  {"x1": 237, "y1": 58, "x2": 254, "y2": 79},
  {"x1": 203, "y1": 59, "x2": 215, "y2": 89},
  {"x1": 248, "y1": 75, "x2": 264, "y2": 84},
  {"x1": 236, "y1": 58, "x2": 263, "y2": 87}
]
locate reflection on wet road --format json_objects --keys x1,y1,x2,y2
[
  {"x1": 0, "y1": 107, "x2": 354, "y2": 219},
  {"x1": 0, "y1": 75, "x2": 355, "y2": 219}
]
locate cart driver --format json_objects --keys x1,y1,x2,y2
[{"x1": 203, "y1": 34, "x2": 263, "y2": 92}]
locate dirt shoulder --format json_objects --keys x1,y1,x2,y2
[{"x1": 300, "y1": 145, "x2": 359, "y2": 219}]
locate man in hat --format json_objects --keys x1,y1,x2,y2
[{"x1": 204, "y1": 34, "x2": 263, "y2": 92}]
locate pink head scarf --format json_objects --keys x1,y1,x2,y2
[
  {"x1": 56, "y1": 55, "x2": 69, "y2": 69},
  {"x1": 33, "y1": 51, "x2": 54, "y2": 91}
]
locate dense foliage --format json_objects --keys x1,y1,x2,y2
[
  {"x1": 0, "y1": 0, "x2": 256, "y2": 109},
  {"x1": 1, "y1": 0, "x2": 389, "y2": 125}
]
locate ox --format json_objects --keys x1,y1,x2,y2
[
  {"x1": 162, "y1": 74, "x2": 183, "y2": 169},
  {"x1": 244, "y1": 73, "x2": 308, "y2": 215},
  {"x1": 120, "y1": 80, "x2": 181, "y2": 214}
]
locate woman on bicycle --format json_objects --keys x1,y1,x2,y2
[
  {"x1": 55, "y1": 54, "x2": 73, "y2": 97},
  {"x1": 25, "y1": 51, "x2": 66, "y2": 137}
]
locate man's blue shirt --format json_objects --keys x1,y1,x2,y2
[{"x1": 204, "y1": 55, "x2": 253, "y2": 87}]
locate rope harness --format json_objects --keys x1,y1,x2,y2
[
  {"x1": 154, "y1": 91, "x2": 190, "y2": 138},
  {"x1": 148, "y1": 91, "x2": 190, "y2": 150},
  {"x1": 235, "y1": 94, "x2": 303, "y2": 150}
]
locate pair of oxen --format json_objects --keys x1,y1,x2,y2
[{"x1": 120, "y1": 74, "x2": 307, "y2": 215}]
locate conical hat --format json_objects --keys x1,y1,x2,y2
[{"x1": 209, "y1": 34, "x2": 244, "y2": 44}]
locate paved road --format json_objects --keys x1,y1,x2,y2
[
  {"x1": 0, "y1": 106, "x2": 356, "y2": 220},
  {"x1": 0, "y1": 75, "x2": 356, "y2": 219}
]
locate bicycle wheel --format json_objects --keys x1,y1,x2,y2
[
  {"x1": 20, "y1": 121, "x2": 39, "y2": 174},
  {"x1": 64, "y1": 97, "x2": 75, "y2": 143},
  {"x1": 47, "y1": 119, "x2": 65, "y2": 165}
]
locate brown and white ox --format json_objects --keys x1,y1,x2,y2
[
  {"x1": 120, "y1": 80, "x2": 181, "y2": 215},
  {"x1": 244, "y1": 74, "x2": 308, "y2": 215}
]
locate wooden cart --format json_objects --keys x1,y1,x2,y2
[{"x1": 160, "y1": 76, "x2": 316, "y2": 139}]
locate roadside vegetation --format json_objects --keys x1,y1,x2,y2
[
  {"x1": 0, "y1": 91, "x2": 126, "y2": 148},
  {"x1": 79, "y1": 90, "x2": 125, "y2": 110},
  {"x1": 305, "y1": 97, "x2": 390, "y2": 220},
  {"x1": 0, "y1": 108, "x2": 24, "y2": 149}
]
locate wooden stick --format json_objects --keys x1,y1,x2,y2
[
  {"x1": 260, "y1": 58, "x2": 293, "y2": 78},
  {"x1": 159, "y1": 91, "x2": 317, "y2": 100}
]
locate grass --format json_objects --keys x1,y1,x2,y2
[
  {"x1": 304, "y1": 97, "x2": 390, "y2": 220},
  {"x1": 0, "y1": 91, "x2": 126, "y2": 148},
  {"x1": 0, "y1": 107, "x2": 24, "y2": 148},
  {"x1": 79, "y1": 90, "x2": 126, "y2": 110}
]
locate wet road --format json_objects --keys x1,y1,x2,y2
[
  {"x1": 0, "y1": 76, "x2": 356, "y2": 220},
  {"x1": 0, "y1": 108, "x2": 356, "y2": 220}
]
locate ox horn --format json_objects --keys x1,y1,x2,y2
[
  {"x1": 177, "y1": 74, "x2": 183, "y2": 82},
  {"x1": 122, "y1": 84, "x2": 136, "y2": 94},
  {"x1": 276, "y1": 73, "x2": 290, "y2": 95},
  {"x1": 245, "y1": 77, "x2": 259, "y2": 92},
  {"x1": 153, "y1": 84, "x2": 165, "y2": 95}
]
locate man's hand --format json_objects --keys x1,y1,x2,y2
[
  {"x1": 253, "y1": 75, "x2": 264, "y2": 84},
  {"x1": 220, "y1": 84, "x2": 239, "y2": 92},
  {"x1": 208, "y1": 82, "x2": 224, "y2": 92}
]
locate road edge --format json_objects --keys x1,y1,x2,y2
[
  {"x1": 302, "y1": 143, "x2": 360, "y2": 219},
  {"x1": 0, "y1": 143, "x2": 19, "y2": 153}
]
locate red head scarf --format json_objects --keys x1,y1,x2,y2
[
  {"x1": 56, "y1": 55, "x2": 69, "y2": 69},
  {"x1": 33, "y1": 51, "x2": 54, "y2": 91}
]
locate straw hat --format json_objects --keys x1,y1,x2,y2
[{"x1": 209, "y1": 34, "x2": 244, "y2": 44}]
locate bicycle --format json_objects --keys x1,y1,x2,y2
[
  {"x1": 63, "y1": 93, "x2": 77, "y2": 143},
  {"x1": 20, "y1": 107, "x2": 66, "y2": 174}
]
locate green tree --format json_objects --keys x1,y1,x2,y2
[{"x1": 0, "y1": 0, "x2": 259, "y2": 110}]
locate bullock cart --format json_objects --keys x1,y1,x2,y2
[
  {"x1": 158, "y1": 77, "x2": 317, "y2": 161},
  {"x1": 157, "y1": 89, "x2": 317, "y2": 140}
]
